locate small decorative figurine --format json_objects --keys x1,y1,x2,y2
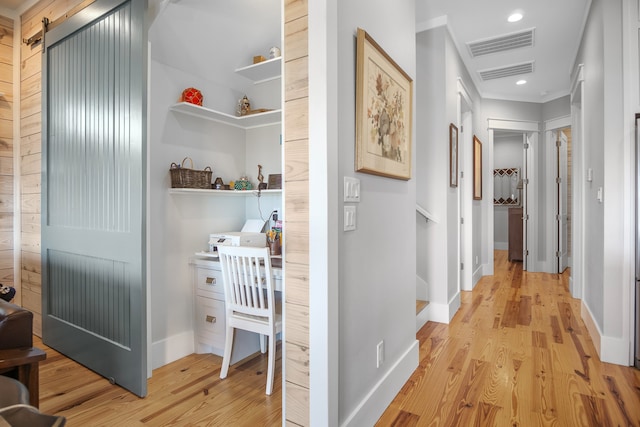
[
  {"x1": 236, "y1": 95, "x2": 251, "y2": 116},
  {"x1": 269, "y1": 46, "x2": 281, "y2": 59},
  {"x1": 257, "y1": 164, "x2": 267, "y2": 190}
]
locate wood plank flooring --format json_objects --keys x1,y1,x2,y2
[
  {"x1": 377, "y1": 251, "x2": 640, "y2": 426},
  {"x1": 36, "y1": 337, "x2": 282, "y2": 426},
  {"x1": 33, "y1": 250, "x2": 640, "y2": 426}
]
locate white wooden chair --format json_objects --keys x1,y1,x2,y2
[{"x1": 217, "y1": 245, "x2": 282, "y2": 395}]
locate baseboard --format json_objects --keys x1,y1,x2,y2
[
  {"x1": 581, "y1": 300, "x2": 630, "y2": 366},
  {"x1": 472, "y1": 264, "x2": 483, "y2": 288},
  {"x1": 425, "y1": 292, "x2": 460, "y2": 324},
  {"x1": 151, "y1": 330, "x2": 195, "y2": 370},
  {"x1": 341, "y1": 339, "x2": 419, "y2": 427},
  {"x1": 416, "y1": 303, "x2": 430, "y2": 332},
  {"x1": 580, "y1": 301, "x2": 601, "y2": 357}
]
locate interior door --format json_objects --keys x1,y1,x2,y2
[
  {"x1": 41, "y1": 0, "x2": 148, "y2": 397},
  {"x1": 522, "y1": 134, "x2": 530, "y2": 270},
  {"x1": 557, "y1": 130, "x2": 569, "y2": 273}
]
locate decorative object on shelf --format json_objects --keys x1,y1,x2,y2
[
  {"x1": 233, "y1": 176, "x2": 253, "y2": 191},
  {"x1": 169, "y1": 157, "x2": 212, "y2": 189},
  {"x1": 253, "y1": 55, "x2": 266, "y2": 64},
  {"x1": 267, "y1": 229, "x2": 281, "y2": 256},
  {"x1": 180, "y1": 87, "x2": 203, "y2": 106},
  {"x1": 269, "y1": 46, "x2": 281, "y2": 59},
  {"x1": 257, "y1": 165, "x2": 267, "y2": 190},
  {"x1": 268, "y1": 173, "x2": 282, "y2": 190},
  {"x1": 473, "y1": 135, "x2": 483, "y2": 200},
  {"x1": 493, "y1": 168, "x2": 520, "y2": 205},
  {"x1": 355, "y1": 28, "x2": 413, "y2": 180},
  {"x1": 213, "y1": 177, "x2": 225, "y2": 190},
  {"x1": 449, "y1": 123, "x2": 458, "y2": 187},
  {"x1": 236, "y1": 95, "x2": 251, "y2": 116}
]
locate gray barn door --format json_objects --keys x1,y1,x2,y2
[{"x1": 41, "y1": 0, "x2": 147, "y2": 397}]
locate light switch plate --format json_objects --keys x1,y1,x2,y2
[
  {"x1": 344, "y1": 206, "x2": 356, "y2": 231},
  {"x1": 344, "y1": 177, "x2": 360, "y2": 202}
]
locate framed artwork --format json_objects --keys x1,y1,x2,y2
[
  {"x1": 473, "y1": 135, "x2": 482, "y2": 200},
  {"x1": 449, "y1": 123, "x2": 458, "y2": 187},
  {"x1": 355, "y1": 28, "x2": 413, "y2": 180}
]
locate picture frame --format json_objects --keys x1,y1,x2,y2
[
  {"x1": 449, "y1": 123, "x2": 458, "y2": 187},
  {"x1": 473, "y1": 135, "x2": 483, "y2": 200},
  {"x1": 355, "y1": 28, "x2": 413, "y2": 180}
]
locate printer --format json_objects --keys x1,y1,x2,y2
[{"x1": 208, "y1": 219, "x2": 267, "y2": 253}]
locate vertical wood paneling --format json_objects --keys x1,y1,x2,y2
[
  {"x1": 20, "y1": 0, "x2": 87, "y2": 336},
  {"x1": 284, "y1": 0, "x2": 310, "y2": 425},
  {"x1": 0, "y1": 15, "x2": 12, "y2": 291}
]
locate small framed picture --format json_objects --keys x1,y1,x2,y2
[
  {"x1": 268, "y1": 174, "x2": 282, "y2": 189},
  {"x1": 449, "y1": 123, "x2": 458, "y2": 187}
]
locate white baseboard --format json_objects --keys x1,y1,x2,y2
[
  {"x1": 152, "y1": 330, "x2": 195, "y2": 370},
  {"x1": 425, "y1": 292, "x2": 461, "y2": 324},
  {"x1": 416, "y1": 304, "x2": 430, "y2": 332},
  {"x1": 581, "y1": 300, "x2": 630, "y2": 366},
  {"x1": 341, "y1": 340, "x2": 419, "y2": 427},
  {"x1": 472, "y1": 264, "x2": 483, "y2": 288}
]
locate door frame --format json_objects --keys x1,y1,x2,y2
[
  {"x1": 544, "y1": 116, "x2": 572, "y2": 274},
  {"x1": 487, "y1": 119, "x2": 540, "y2": 273},
  {"x1": 457, "y1": 79, "x2": 473, "y2": 291}
]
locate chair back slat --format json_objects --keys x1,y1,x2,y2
[{"x1": 218, "y1": 246, "x2": 274, "y2": 319}]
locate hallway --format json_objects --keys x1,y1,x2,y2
[{"x1": 378, "y1": 251, "x2": 640, "y2": 426}]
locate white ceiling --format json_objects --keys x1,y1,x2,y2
[
  {"x1": 416, "y1": 0, "x2": 591, "y2": 103},
  {"x1": 0, "y1": 0, "x2": 591, "y2": 104}
]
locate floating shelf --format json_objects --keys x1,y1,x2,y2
[
  {"x1": 235, "y1": 57, "x2": 282, "y2": 83},
  {"x1": 170, "y1": 102, "x2": 281, "y2": 129},
  {"x1": 169, "y1": 188, "x2": 282, "y2": 196}
]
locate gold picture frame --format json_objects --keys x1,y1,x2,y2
[
  {"x1": 473, "y1": 135, "x2": 483, "y2": 200},
  {"x1": 449, "y1": 123, "x2": 458, "y2": 187},
  {"x1": 355, "y1": 28, "x2": 413, "y2": 180}
]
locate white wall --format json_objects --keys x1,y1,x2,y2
[
  {"x1": 328, "y1": 1, "x2": 419, "y2": 424},
  {"x1": 416, "y1": 23, "x2": 483, "y2": 320},
  {"x1": 147, "y1": 0, "x2": 282, "y2": 369},
  {"x1": 571, "y1": 0, "x2": 631, "y2": 364}
]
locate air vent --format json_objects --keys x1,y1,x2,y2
[
  {"x1": 467, "y1": 28, "x2": 535, "y2": 57},
  {"x1": 478, "y1": 61, "x2": 534, "y2": 81}
]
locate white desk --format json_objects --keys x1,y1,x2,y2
[{"x1": 189, "y1": 255, "x2": 282, "y2": 361}]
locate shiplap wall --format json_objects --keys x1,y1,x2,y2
[
  {"x1": 284, "y1": 0, "x2": 310, "y2": 424},
  {"x1": 20, "y1": 0, "x2": 86, "y2": 336},
  {"x1": 0, "y1": 16, "x2": 13, "y2": 297}
]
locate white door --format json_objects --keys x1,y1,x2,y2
[
  {"x1": 522, "y1": 134, "x2": 530, "y2": 270},
  {"x1": 557, "y1": 130, "x2": 569, "y2": 272}
]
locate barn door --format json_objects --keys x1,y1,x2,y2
[{"x1": 41, "y1": 0, "x2": 148, "y2": 397}]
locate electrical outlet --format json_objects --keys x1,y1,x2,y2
[{"x1": 376, "y1": 341, "x2": 384, "y2": 368}]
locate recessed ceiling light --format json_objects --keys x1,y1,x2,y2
[
  {"x1": 516, "y1": 79, "x2": 527, "y2": 85},
  {"x1": 508, "y1": 12, "x2": 523, "y2": 23}
]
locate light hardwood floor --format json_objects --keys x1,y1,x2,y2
[
  {"x1": 36, "y1": 337, "x2": 282, "y2": 426},
  {"x1": 378, "y1": 251, "x2": 640, "y2": 426},
  {"x1": 35, "y1": 250, "x2": 640, "y2": 426}
]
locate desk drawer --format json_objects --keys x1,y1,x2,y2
[
  {"x1": 195, "y1": 267, "x2": 224, "y2": 298},
  {"x1": 195, "y1": 296, "x2": 226, "y2": 346}
]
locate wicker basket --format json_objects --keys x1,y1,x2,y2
[{"x1": 169, "y1": 157, "x2": 212, "y2": 189}]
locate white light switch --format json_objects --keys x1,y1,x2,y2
[
  {"x1": 344, "y1": 206, "x2": 356, "y2": 231},
  {"x1": 344, "y1": 177, "x2": 361, "y2": 202},
  {"x1": 597, "y1": 187, "x2": 603, "y2": 203}
]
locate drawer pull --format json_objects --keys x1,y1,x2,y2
[
  {"x1": 206, "y1": 277, "x2": 216, "y2": 285},
  {"x1": 205, "y1": 315, "x2": 216, "y2": 324}
]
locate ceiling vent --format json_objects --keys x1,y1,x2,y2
[
  {"x1": 467, "y1": 28, "x2": 535, "y2": 57},
  {"x1": 478, "y1": 61, "x2": 535, "y2": 81}
]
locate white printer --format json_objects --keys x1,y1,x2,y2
[{"x1": 207, "y1": 219, "x2": 267, "y2": 253}]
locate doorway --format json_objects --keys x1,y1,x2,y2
[{"x1": 554, "y1": 127, "x2": 572, "y2": 273}]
